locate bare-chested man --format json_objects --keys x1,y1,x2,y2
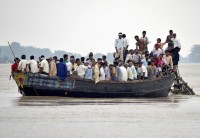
[{"x1": 134, "y1": 35, "x2": 146, "y2": 53}]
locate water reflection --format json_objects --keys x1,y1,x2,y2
[{"x1": 14, "y1": 94, "x2": 198, "y2": 106}]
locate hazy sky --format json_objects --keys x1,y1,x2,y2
[{"x1": 0, "y1": 0, "x2": 200, "y2": 57}]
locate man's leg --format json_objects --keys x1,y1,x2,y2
[{"x1": 120, "y1": 49, "x2": 124, "y2": 61}]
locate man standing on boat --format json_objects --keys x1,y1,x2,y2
[
  {"x1": 140, "y1": 31, "x2": 149, "y2": 52},
  {"x1": 134, "y1": 35, "x2": 146, "y2": 54},
  {"x1": 115, "y1": 32, "x2": 125, "y2": 61},
  {"x1": 122, "y1": 34, "x2": 129, "y2": 61},
  {"x1": 165, "y1": 30, "x2": 174, "y2": 52},
  {"x1": 171, "y1": 33, "x2": 181, "y2": 67}
]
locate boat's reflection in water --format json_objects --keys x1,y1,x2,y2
[{"x1": 15, "y1": 93, "x2": 199, "y2": 106}]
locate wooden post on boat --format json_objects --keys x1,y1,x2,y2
[
  {"x1": 8, "y1": 42, "x2": 16, "y2": 59},
  {"x1": 172, "y1": 66, "x2": 195, "y2": 95}
]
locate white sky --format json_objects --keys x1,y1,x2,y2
[{"x1": 0, "y1": 0, "x2": 200, "y2": 57}]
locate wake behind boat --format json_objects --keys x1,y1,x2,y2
[{"x1": 13, "y1": 73, "x2": 175, "y2": 98}]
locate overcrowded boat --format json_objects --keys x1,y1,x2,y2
[{"x1": 10, "y1": 30, "x2": 195, "y2": 97}]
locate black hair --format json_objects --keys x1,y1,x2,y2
[
  {"x1": 81, "y1": 57, "x2": 85, "y2": 62},
  {"x1": 41, "y1": 55, "x2": 45, "y2": 58},
  {"x1": 134, "y1": 35, "x2": 139, "y2": 39},
  {"x1": 21, "y1": 55, "x2": 26, "y2": 59},
  {"x1": 63, "y1": 54, "x2": 68, "y2": 59},
  {"x1": 70, "y1": 55, "x2": 75, "y2": 59},
  {"x1": 100, "y1": 62, "x2": 104, "y2": 66},
  {"x1": 76, "y1": 58, "x2": 80, "y2": 62},
  {"x1": 148, "y1": 61, "x2": 152, "y2": 66},
  {"x1": 113, "y1": 61, "x2": 119, "y2": 66},
  {"x1": 169, "y1": 30, "x2": 173, "y2": 33},
  {"x1": 59, "y1": 58, "x2": 64, "y2": 62},
  {"x1": 165, "y1": 50, "x2": 170, "y2": 53},
  {"x1": 14, "y1": 57, "x2": 19, "y2": 62},
  {"x1": 53, "y1": 56, "x2": 57, "y2": 60},
  {"x1": 30, "y1": 55, "x2": 34, "y2": 60},
  {"x1": 97, "y1": 58, "x2": 102, "y2": 61},
  {"x1": 118, "y1": 32, "x2": 122, "y2": 35},
  {"x1": 157, "y1": 38, "x2": 161, "y2": 42},
  {"x1": 89, "y1": 52, "x2": 93, "y2": 57},
  {"x1": 102, "y1": 55, "x2": 106, "y2": 59},
  {"x1": 122, "y1": 34, "x2": 126, "y2": 38},
  {"x1": 142, "y1": 31, "x2": 146, "y2": 34},
  {"x1": 127, "y1": 60, "x2": 133, "y2": 63}
]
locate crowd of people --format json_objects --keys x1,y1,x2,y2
[{"x1": 11, "y1": 30, "x2": 181, "y2": 83}]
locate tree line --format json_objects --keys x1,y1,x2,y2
[
  {"x1": 0, "y1": 42, "x2": 200, "y2": 63},
  {"x1": 0, "y1": 42, "x2": 114, "y2": 63}
]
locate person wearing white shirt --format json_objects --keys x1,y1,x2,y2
[
  {"x1": 156, "y1": 38, "x2": 166, "y2": 54},
  {"x1": 172, "y1": 33, "x2": 181, "y2": 66},
  {"x1": 84, "y1": 62, "x2": 93, "y2": 80},
  {"x1": 128, "y1": 61, "x2": 137, "y2": 80},
  {"x1": 118, "y1": 62, "x2": 128, "y2": 81},
  {"x1": 152, "y1": 44, "x2": 162, "y2": 57},
  {"x1": 76, "y1": 58, "x2": 88, "y2": 78},
  {"x1": 124, "y1": 64, "x2": 133, "y2": 81},
  {"x1": 132, "y1": 50, "x2": 141, "y2": 63},
  {"x1": 125, "y1": 49, "x2": 134, "y2": 63},
  {"x1": 139, "y1": 62, "x2": 148, "y2": 80},
  {"x1": 63, "y1": 54, "x2": 73, "y2": 75},
  {"x1": 122, "y1": 34, "x2": 129, "y2": 61},
  {"x1": 99, "y1": 67, "x2": 105, "y2": 81},
  {"x1": 18, "y1": 55, "x2": 27, "y2": 72},
  {"x1": 122, "y1": 34, "x2": 129, "y2": 50},
  {"x1": 39, "y1": 55, "x2": 49, "y2": 75},
  {"x1": 103, "y1": 61, "x2": 110, "y2": 80},
  {"x1": 26, "y1": 55, "x2": 38, "y2": 73},
  {"x1": 115, "y1": 32, "x2": 125, "y2": 61}
]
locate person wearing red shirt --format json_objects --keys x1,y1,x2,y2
[{"x1": 11, "y1": 58, "x2": 20, "y2": 74}]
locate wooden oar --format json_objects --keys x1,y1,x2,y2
[{"x1": 7, "y1": 41, "x2": 16, "y2": 59}]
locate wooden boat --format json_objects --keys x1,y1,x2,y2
[{"x1": 13, "y1": 73, "x2": 175, "y2": 98}]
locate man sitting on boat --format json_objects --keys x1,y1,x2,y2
[
  {"x1": 11, "y1": 57, "x2": 20, "y2": 75},
  {"x1": 56, "y1": 58, "x2": 67, "y2": 81},
  {"x1": 39, "y1": 55, "x2": 49, "y2": 75},
  {"x1": 18, "y1": 55, "x2": 27, "y2": 72},
  {"x1": 26, "y1": 55, "x2": 39, "y2": 74}
]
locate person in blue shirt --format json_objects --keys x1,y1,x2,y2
[
  {"x1": 84, "y1": 61, "x2": 93, "y2": 80},
  {"x1": 103, "y1": 61, "x2": 110, "y2": 80},
  {"x1": 56, "y1": 58, "x2": 67, "y2": 80}
]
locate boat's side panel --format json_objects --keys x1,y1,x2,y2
[
  {"x1": 21, "y1": 75, "x2": 174, "y2": 98},
  {"x1": 73, "y1": 75, "x2": 174, "y2": 94}
]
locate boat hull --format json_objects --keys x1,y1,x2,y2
[{"x1": 15, "y1": 73, "x2": 175, "y2": 98}]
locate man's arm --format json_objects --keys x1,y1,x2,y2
[
  {"x1": 39, "y1": 61, "x2": 43, "y2": 73},
  {"x1": 125, "y1": 39, "x2": 129, "y2": 50},
  {"x1": 170, "y1": 56, "x2": 173, "y2": 69},
  {"x1": 160, "y1": 42, "x2": 167, "y2": 49},
  {"x1": 115, "y1": 47, "x2": 118, "y2": 53},
  {"x1": 136, "y1": 42, "x2": 139, "y2": 50},
  {"x1": 18, "y1": 61, "x2": 22, "y2": 70}
]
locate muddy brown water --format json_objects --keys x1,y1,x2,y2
[{"x1": 0, "y1": 64, "x2": 200, "y2": 138}]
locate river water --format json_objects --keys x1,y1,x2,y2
[{"x1": 0, "y1": 64, "x2": 200, "y2": 138}]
